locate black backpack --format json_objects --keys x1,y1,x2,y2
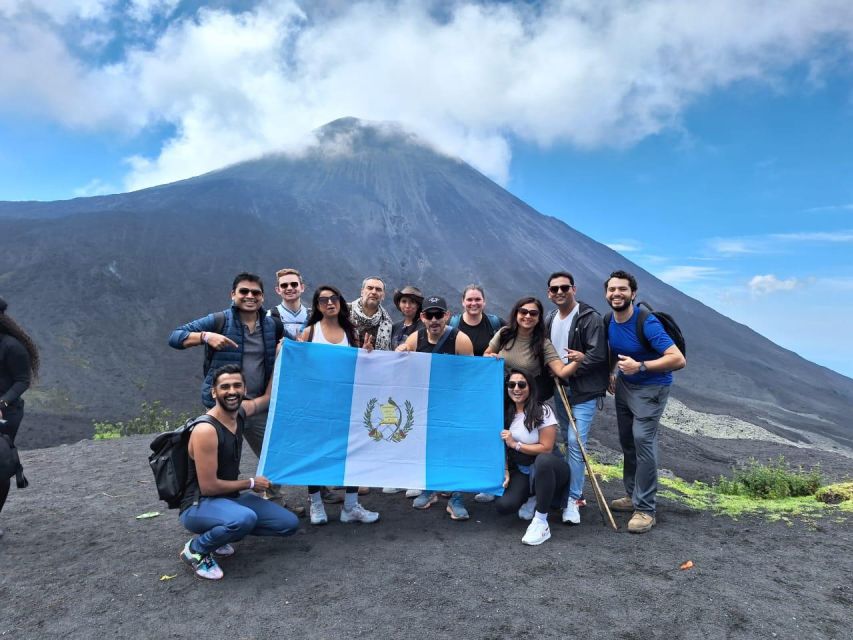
[
  {"x1": 148, "y1": 415, "x2": 215, "y2": 509},
  {"x1": 605, "y1": 301, "x2": 686, "y2": 360},
  {"x1": 0, "y1": 433, "x2": 28, "y2": 489}
]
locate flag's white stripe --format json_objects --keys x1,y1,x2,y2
[{"x1": 343, "y1": 350, "x2": 431, "y2": 488}]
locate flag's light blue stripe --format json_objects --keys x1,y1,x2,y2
[
  {"x1": 257, "y1": 340, "x2": 357, "y2": 486},
  {"x1": 425, "y1": 352, "x2": 505, "y2": 494}
]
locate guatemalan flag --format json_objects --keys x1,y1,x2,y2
[{"x1": 257, "y1": 340, "x2": 505, "y2": 495}]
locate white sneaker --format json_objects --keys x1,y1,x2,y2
[
  {"x1": 517, "y1": 496, "x2": 536, "y2": 521},
  {"x1": 382, "y1": 488, "x2": 403, "y2": 494},
  {"x1": 340, "y1": 503, "x2": 380, "y2": 524},
  {"x1": 405, "y1": 489, "x2": 422, "y2": 499},
  {"x1": 310, "y1": 502, "x2": 328, "y2": 525},
  {"x1": 521, "y1": 519, "x2": 551, "y2": 546},
  {"x1": 562, "y1": 499, "x2": 581, "y2": 525},
  {"x1": 474, "y1": 492, "x2": 496, "y2": 503},
  {"x1": 213, "y1": 543, "x2": 235, "y2": 557}
]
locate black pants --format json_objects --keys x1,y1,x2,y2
[
  {"x1": 0, "y1": 403, "x2": 23, "y2": 515},
  {"x1": 495, "y1": 453, "x2": 569, "y2": 516}
]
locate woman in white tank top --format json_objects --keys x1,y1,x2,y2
[{"x1": 298, "y1": 284, "x2": 379, "y2": 525}]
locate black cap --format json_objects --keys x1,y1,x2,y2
[{"x1": 422, "y1": 295, "x2": 448, "y2": 312}]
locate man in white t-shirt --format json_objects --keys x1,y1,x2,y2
[
  {"x1": 544, "y1": 271, "x2": 609, "y2": 525},
  {"x1": 268, "y1": 268, "x2": 308, "y2": 339}
]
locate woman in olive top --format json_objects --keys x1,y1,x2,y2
[
  {"x1": 0, "y1": 297, "x2": 39, "y2": 537},
  {"x1": 484, "y1": 297, "x2": 579, "y2": 400}
]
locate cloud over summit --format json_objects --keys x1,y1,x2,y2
[{"x1": 2, "y1": 0, "x2": 853, "y2": 191}]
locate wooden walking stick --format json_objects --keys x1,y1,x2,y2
[{"x1": 556, "y1": 383, "x2": 618, "y2": 531}]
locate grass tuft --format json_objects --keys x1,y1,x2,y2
[
  {"x1": 712, "y1": 456, "x2": 822, "y2": 500},
  {"x1": 93, "y1": 401, "x2": 191, "y2": 439}
]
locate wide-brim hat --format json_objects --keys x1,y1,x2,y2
[{"x1": 393, "y1": 285, "x2": 424, "y2": 309}]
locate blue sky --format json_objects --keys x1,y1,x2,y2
[{"x1": 1, "y1": 0, "x2": 852, "y2": 377}]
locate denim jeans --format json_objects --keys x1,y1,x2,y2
[
  {"x1": 553, "y1": 393, "x2": 597, "y2": 501},
  {"x1": 179, "y1": 492, "x2": 299, "y2": 554}
]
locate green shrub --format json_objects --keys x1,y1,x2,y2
[
  {"x1": 713, "y1": 456, "x2": 822, "y2": 500},
  {"x1": 93, "y1": 401, "x2": 192, "y2": 440}
]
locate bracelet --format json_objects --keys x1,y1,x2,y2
[
  {"x1": 249, "y1": 477, "x2": 255, "y2": 490},
  {"x1": 514, "y1": 441, "x2": 522, "y2": 452},
  {"x1": 201, "y1": 331, "x2": 209, "y2": 344}
]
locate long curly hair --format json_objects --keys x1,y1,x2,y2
[
  {"x1": 0, "y1": 306, "x2": 40, "y2": 380},
  {"x1": 496, "y1": 296, "x2": 546, "y2": 363},
  {"x1": 306, "y1": 284, "x2": 357, "y2": 345}
]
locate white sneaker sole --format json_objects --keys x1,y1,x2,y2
[{"x1": 522, "y1": 531, "x2": 551, "y2": 546}]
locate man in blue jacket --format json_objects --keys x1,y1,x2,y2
[{"x1": 169, "y1": 272, "x2": 282, "y2": 461}]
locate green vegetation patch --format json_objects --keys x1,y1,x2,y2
[
  {"x1": 713, "y1": 456, "x2": 822, "y2": 500},
  {"x1": 815, "y1": 482, "x2": 853, "y2": 506},
  {"x1": 94, "y1": 401, "x2": 191, "y2": 440}
]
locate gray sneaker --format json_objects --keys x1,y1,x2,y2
[
  {"x1": 518, "y1": 496, "x2": 536, "y2": 521},
  {"x1": 405, "y1": 489, "x2": 422, "y2": 499},
  {"x1": 340, "y1": 503, "x2": 380, "y2": 524},
  {"x1": 381, "y1": 488, "x2": 403, "y2": 494},
  {"x1": 474, "y1": 492, "x2": 495, "y2": 503},
  {"x1": 310, "y1": 502, "x2": 328, "y2": 525},
  {"x1": 446, "y1": 494, "x2": 470, "y2": 520},
  {"x1": 413, "y1": 490, "x2": 438, "y2": 509}
]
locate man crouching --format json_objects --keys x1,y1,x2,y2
[{"x1": 179, "y1": 364, "x2": 299, "y2": 580}]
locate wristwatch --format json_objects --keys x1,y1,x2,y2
[{"x1": 639, "y1": 362, "x2": 647, "y2": 373}]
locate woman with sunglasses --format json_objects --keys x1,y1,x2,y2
[
  {"x1": 299, "y1": 285, "x2": 379, "y2": 525},
  {"x1": 484, "y1": 297, "x2": 579, "y2": 400},
  {"x1": 495, "y1": 369, "x2": 568, "y2": 545}
]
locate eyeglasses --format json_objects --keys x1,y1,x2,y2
[
  {"x1": 318, "y1": 295, "x2": 340, "y2": 305},
  {"x1": 507, "y1": 381, "x2": 528, "y2": 390},
  {"x1": 423, "y1": 310, "x2": 445, "y2": 320},
  {"x1": 549, "y1": 284, "x2": 574, "y2": 294},
  {"x1": 278, "y1": 281, "x2": 300, "y2": 290},
  {"x1": 517, "y1": 308, "x2": 540, "y2": 317},
  {"x1": 237, "y1": 288, "x2": 263, "y2": 296}
]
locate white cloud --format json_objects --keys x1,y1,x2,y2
[
  {"x1": 771, "y1": 230, "x2": 853, "y2": 243},
  {"x1": 72, "y1": 178, "x2": 117, "y2": 197},
  {"x1": 656, "y1": 265, "x2": 720, "y2": 285},
  {"x1": 748, "y1": 274, "x2": 803, "y2": 295},
  {"x1": 804, "y1": 203, "x2": 853, "y2": 213},
  {"x1": 2, "y1": 0, "x2": 853, "y2": 190},
  {"x1": 606, "y1": 241, "x2": 641, "y2": 252},
  {"x1": 707, "y1": 238, "x2": 762, "y2": 255}
]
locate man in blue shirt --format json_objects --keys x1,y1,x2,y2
[{"x1": 604, "y1": 270, "x2": 686, "y2": 533}]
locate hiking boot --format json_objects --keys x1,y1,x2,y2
[
  {"x1": 382, "y1": 488, "x2": 403, "y2": 494},
  {"x1": 628, "y1": 511, "x2": 656, "y2": 534},
  {"x1": 474, "y1": 492, "x2": 496, "y2": 503},
  {"x1": 180, "y1": 540, "x2": 223, "y2": 580},
  {"x1": 446, "y1": 494, "x2": 470, "y2": 520},
  {"x1": 521, "y1": 519, "x2": 551, "y2": 546},
  {"x1": 413, "y1": 491, "x2": 438, "y2": 509},
  {"x1": 310, "y1": 502, "x2": 328, "y2": 525},
  {"x1": 405, "y1": 489, "x2": 423, "y2": 499},
  {"x1": 213, "y1": 543, "x2": 235, "y2": 557},
  {"x1": 321, "y1": 488, "x2": 343, "y2": 504},
  {"x1": 610, "y1": 495, "x2": 634, "y2": 512},
  {"x1": 517, "y1": 496, "x2": 536, "y2": 521},
  {"x1": 562, "y1": 499, "x2": 581, "y2": 525},
  {"x1": 340, "y1": 503, "x2": 379, "y2": 524}
]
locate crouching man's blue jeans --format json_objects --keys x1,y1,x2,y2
[{"x1": 180, "y1": 492, "x2": 299, "y2": 554}]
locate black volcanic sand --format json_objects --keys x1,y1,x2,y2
[{"x1": 2, "y1": 437, "x2": 852, "y2": 640}]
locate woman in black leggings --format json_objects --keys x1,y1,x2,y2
[
  {"x1": 0, "y1": 297, "x2": 39, "y2": 538},
  {"x1": 494, "y1": 368, "x2": 568, "y2": 546}
]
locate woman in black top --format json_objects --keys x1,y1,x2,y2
[
  {"x1": 0, "y1": 297, "x2": 40, "y2": 531},
  {"x1": 390, "y1": 285, "x2": 424, "y2": 349}
]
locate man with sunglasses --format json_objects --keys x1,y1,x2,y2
[
  {"x1": 169, "y1": 272, "x2": 284, "y2": 462},
  {"x1": 544, "y1": 271, "x2": 609, "y2": 525},
  {"x1": 268, "y1": 268, "x2": 308, "y2": 339},
  {"x1": 396, "y1": 296, "x2": 474, "y2": 519}
]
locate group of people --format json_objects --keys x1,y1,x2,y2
[{"x1": 168, "y1": 268, "x2": 685, "y2": 580}]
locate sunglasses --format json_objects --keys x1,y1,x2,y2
[
  {"x1": 423, "y1": 310, "x2": 446, "y2": 320},
  {"x1": 549, "y1": 284, "x2": 574, "y2": 294},
  {"x1": 507, "y1": 381, "x2": 528, "y2": 390},
  {"x1": 278, "y1": 281, "x2": 300, "y2": 290},
  {"x1": 517, "y1": 308, "x2": 540, "y2": 317},
  {"x1": 237, "y1": 288, "x2": 263, "y2": 296},
  {"x1": 318, "y1": 295, "x2": 340, "y2": 305}
]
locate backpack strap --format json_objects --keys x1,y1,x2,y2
[
  {"x1": 544, "y1": 309, "x2": 556, "y2": 338},
  {"x1": 449, "y1": 314, "x2": 461, "y2": 329},
  {"x1": 270, "y1": 314, "x2": 284, "y2": 341},
  {"x1": 433, "y1": 327, "x2": 454, "y2": 353},
  {"x1": 485, "y1": 314, "x2": 502, "y2": 334},
  {"x1": 603, "y1": 311, "x2": 613, "y2": 372},
  {"x1": 634, "y1": 304, "x2": 652, "y2": 354},
  {"x1": 269, "y1": 306, "x2": 281, "y2": 319}
]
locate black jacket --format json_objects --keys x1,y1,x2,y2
[{"x1": 545, "y1": 301, "x2": 609, "y2": 404}]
